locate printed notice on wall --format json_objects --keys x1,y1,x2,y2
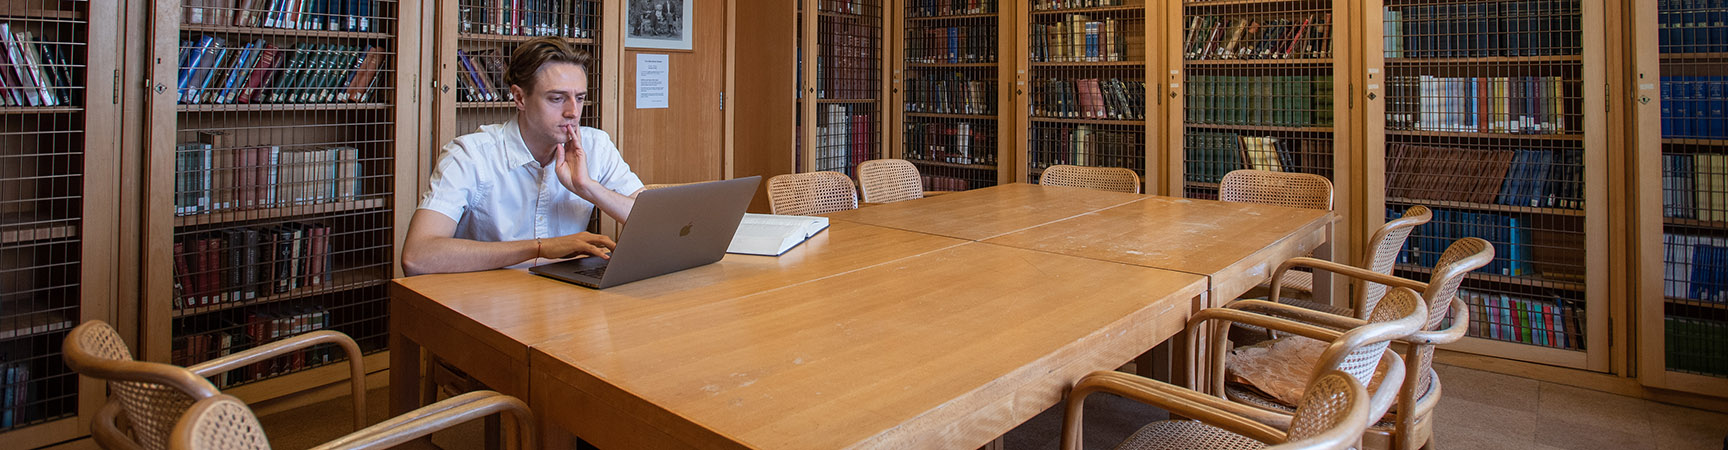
[{"x1": 636, "y1": 53, "x2": 669, "y2": 109}]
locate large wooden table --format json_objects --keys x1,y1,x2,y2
[{"x1": 391, "y1": 184, "x2": 1331, "y2": 449}]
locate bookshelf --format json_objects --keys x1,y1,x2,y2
[
  {"x1": 894, "y1": 0, "x2": 1013, "y2": 191},
  {"x1": 798, "y1": 0, "x2": 887, "y2": 177},
  {"x1": 141, "y1": 0, "x2": 417, "y2": 403},
  {"x1": 1019, "y1": 0, "x2": 1151, "y2": 190},
  {"x1": 1366, "y1": 0, "x2": 1608, "y2": 370},
  {"x1": 1635, "y1": 0, "x2": 1728, "y2": 395},
  {"x1": 0, "y1": 0, "x2": 118, "y2": 445}
]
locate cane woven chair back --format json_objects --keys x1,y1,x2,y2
[
  {"x1": 858, "y1": 159, "x2": 924, "y2": 204},
  {"x1": 170, "y1": 395, "x2": 271, "y2": 450},
  {"x1": 1411, "y1": 237, "x2": 1495, "y2": 396},
  {"x1": 1219, "y1": 170, "x2": 1334, "y2": 211},
  {"x1": 768, "y1": 171, "x2": 858, "y2": 215},
  {"x1": 1355, "y1": 206, "x2": 1433, "y2": 317},
  {"x1": 1338, "y1": 287, "x2": 1422, "y2": 386},
  {"x1": 64, "y1": 321, "x2": 217, "y2": 450},
  {"x1": 1275, "y1": 372, "x2": 1370, "y2": 450},
  {"x1": 1038, "y1": 165, "x2": 1141, "y2": 194}
]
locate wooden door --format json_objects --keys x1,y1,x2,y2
[{"x1": 618, "y1": 1, "x2": 728, "y2": 185}]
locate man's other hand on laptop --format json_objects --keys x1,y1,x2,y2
[{"x1": 541, "y1": 232, "x2": 617, "y2": 260}]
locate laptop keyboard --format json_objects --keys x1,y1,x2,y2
[{"x1": 575, "y1": 265, "x2": 608, "y2": 279}]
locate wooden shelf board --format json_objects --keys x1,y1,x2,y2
[
  {"x1": 178, "y1": 103, "x2": 391, "y2": 113},
  {"x1": 1663, "y1": 138, "x2": 1728, "y2": 146},
  {"x1": 1184, "y1": 181, "x2": 1221, "y2": 189},
  {"x1": 1184, "y1": 123, "x2": 1334, "y2": 133},
  {"x1": 459, "y1": 34, "x2": 595, "y2": 44},
  {"x1": 1665, "y1": 297, "x2": 1728, "y2": 311},
  {"x1": 816, "y1": 98, "x2": 879, "y2": 104},
  {"x1": 907, "y1": 159, "x2": 997, "y2": 171},
  {"x1": 1384, "y1": 197, "x2": 1585, "y2": 217},
  {"x1": 180, "y1": 24, "x2": 392, "y2": 40},
  {"x1": 173, "y1": 274, "x2": 388, "y2": 318},
  {"x1": 906, "y1": 62, "x2": 998, "y2": 68},
  {"x1": 1, "y1": 223, "x2": 77, "y2": 244},
  {"x1": 816, "y1": 9, "x2": 876, "y2": 20},
  {"x1": 1664, "y1": 217, "x2": 1728, "y2": 229},
  {"x1": 1658, "y1": 52, "x2": 1728, "y2": 61},
  {"x1": 1030, "y1": 117, "x2": 1145, "y2": 126},
  {"x1": 0, "y1": 310, "x2": 73, "y2": 341},
  {"x1": 175, "y1": 198, "x2": 388, "y2": 227},
  {"x1": 1185, "y1": 58, "x2": 1335, "y2": 66},
  {"x1": 1385, "y1": 130, "x2": 1583, "y2": 141},
  {"x1": 904, "y1": 112, "x2": 996, "y2": 120},
  {"x1": 0, "y1": 9, "x2": 83, "y2": 20},
  {"x1": 1030, "y1": 5, "x2": 1144, "y2": 15},
  {"x1": 0, "y1": 106, "x2": 82, "y2": 114},
  {"x1": 457, "y1": 101, "x2": 516, "y2": 109},
  {"x1": 907, "y1": 12, "x2": 999, "y2": 21},
  {"x1": 1030, "y1": 60, "x2": 1146, "y2": 67},
  {"x1": 1385, "y1": 55, "x2": 1584, "y2": 64},
  {"x1": 1395, "y1": 264, "x2": 1585, "y2": 291}
]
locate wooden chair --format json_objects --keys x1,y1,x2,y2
[
  {"x1": 1219, "y1": 169, "x2": 1337, "y2": 300},
  {"x1": 767, "y1": 171, "x2": 858, "y2": 215},
  {"x1": 1229, "y1": 237, "x2": 1496, "y2": 450},
  {"x1": 169, "y1": 391, "x2": 533, "y2": 450},
  {"x1": 857, "y1": 159, "x2": 925, "y2": 204},
  {"x1": 1038, "y1": 165, "x2": 1141, "y2": 194},
  {"x1": 1062, "y1": 288, "x2": 1425, "y2": 450},
  {"x1": 1274, "y1": 205, "x2": 1434, "y2": 320}
]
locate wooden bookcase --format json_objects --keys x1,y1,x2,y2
[
  {"x1": 892, "y1": 0, "x2": 1015, "y2": 191},
  {"x1": 798, "y1": 0, "x2": 889, "y2": 177},
  {"x1": 1364, "y1": 0, "x2": 1610, "y2": 371},
  {"x1": 0, "y1": 0, "x2": 119, "y2": 446},
  {"x1": 1633, "y1": 0, "x2": 1728, "y2": 395},
  {"x1": 140, "y1": 0, "x2": 419, "y2": 404},
  {"x1": 1016, "y1": 0, "x2": 1155, "y2": 190}
]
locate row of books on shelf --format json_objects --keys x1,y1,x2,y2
[
  {"x1": 1458, "y1": 289, "x2": 1581, "y2": 350},
  {"x1": 1388, "y1": 206, "x2": 1542, "y2": 278},
  {"x1": 904, "y1": 121, "x2": 996, "y2": 166},
  {"x1": 1032, "y1": 78, "x2": 1145, "y2": 120},
  {"x1": 907, "y1": 25, "x2": 997, "y2": 64},
  {"x1": 1183, "y1": 13, "x2": 1333, "y2": 60},
  {"x1": 1660, "y1": 76, "x2": 1728, "y2": 139},
  {"x1": 454, "y1": 48, "x2": 510, "y2": 102},
  {"x1": 1386, "y1": 144, "x2": 1584, "y2": 209},
  {"x1": 813, "y1": 104, "x2": 875, "y2": 176},
  {"x1": 458, "y1": 0, "x2": 595, "y2": 38},
  {"x1": 1666, "y1": 316, "x2": 1728, "y2": 376},
  {"x1": 1385, "y1": 75, "x2": 1573, "y2": 135},
  {"x1": 922, "y1": 175, "x2": 975, "y2": 192},
  {"x1": 0, "y1": 24, "x2": 75, "y2": 108},
  {"x1": 1662, "y1": 153, "x2": 1728, "y2": 221},
  {"x1": 1029, "y1": 15, "x2": 1130, "y2": 63},
  {"x1": 820, "y1": 0, "x2": 872, "y2": 15},
  {"x1": 173, "y1": 222, "x2": 337, "y2": 308},
  {"x1": 907, "y1": 0, "x2": 996, "y2": 18},
  {"x1": 1184, "y1": 133, "x2": 1332, "y2": 184},
  {"x1": 0, "y1": 360, "x2": 27, "y2": 428},
  {"x1": 171, "y1": 306, "x2": 338, "y2": 387},
  {"x1": 813, "y1": 17, "x2": 880, "y2": 100},
  {"x1": 1028, "y1": 124, "x2": 1142, "y2": 170},
  {"x1": 174, "y1": 143, "x2": 365, "y2": 215},
  {"x1": 1185, "y1": 75, "x2": 1333, "y2": 127},
  {"x1": 177, "y1": 36, "x2": 386, "y2": 105},
  {"x1": 904, "y1": 75, "x2": 994, "y2": 115},
  {"x1": 183, "y1": 0, "x2": 377, "y2": 32},
  {"x1": 1030, "y1": 0, "x2": 1125, "y2": 12},
  {"x1": 1658, "y1": 0, "x2": 1728, "y2": 53},
  {"x1": 1383, "y1": 1, "x2": 1582, "y2": 59},
  {"x1": 1662, "y1": 232, "x2": 1728, "y2": 302}
]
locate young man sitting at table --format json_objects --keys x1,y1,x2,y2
[{"x1": 403, "y1": 37, "x2": 644, "y2": 276}]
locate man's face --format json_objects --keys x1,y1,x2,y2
[{"x1": 514, "y1": 62, "x2": 588, "y2": 148}]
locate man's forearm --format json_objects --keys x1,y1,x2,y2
[
  {"x1": 582, "y1": 185, "x2": 637, "y2": 225},
  {"x1": 402, "y1": 236, "x2": 538, "y2": 276}
]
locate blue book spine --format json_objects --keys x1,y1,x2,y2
[
  {"x1": 948, "y1": 27, "x2": 959, "y2": 63},
  {"x1": 178, "y1": 36, "x2": 217, "y2": 103},
  {"x1": 1663, "y1": 76, "x2": 1675, "y2": 137},
  {"x1": 1710, "y1": 76, "x2": 1726, "y2": 139},
  {"x1": 1693, "y1": 76, "x2": 1711, "y2": 138}
]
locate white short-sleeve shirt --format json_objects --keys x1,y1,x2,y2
[{"x1": 418, "y1": 119, "x2": 644, "y2": 246}]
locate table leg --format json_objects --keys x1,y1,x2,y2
[{"x1": 389, "y1": 330, "x2": 422, "y2": 416}]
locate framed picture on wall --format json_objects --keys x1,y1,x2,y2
[{"x1": 625, "y1": 0, "x2": 694, "y2": 51}]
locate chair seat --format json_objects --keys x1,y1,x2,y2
[
  {"x1": 1276, "y1": 296, "x2": 1354, "y2": 318},
  {"x1": 1115, "y1": 419, "x2": 1268, "y2": 450},
  {"x1": 1226, "y1": 336, "x2": 1392, "y2": 407}
]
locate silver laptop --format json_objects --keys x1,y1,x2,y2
[{"x1": 530, "y1": 176, "x2": 761, "y2": 289}]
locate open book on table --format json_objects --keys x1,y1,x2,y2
[{"x1": 726, "y1": 213, "x2": 830, "y2": 256}]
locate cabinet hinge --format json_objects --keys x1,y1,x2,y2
[
  {"x1": 412, "y1": 75, "x2": 420, "y2": 103},
  {"x1": 1349, "y1": 83, "x2": 1355, "y2": 109},
  {"x1": 1605, "y1": 82, "x2": 1611, "y2": 113},
  {"x1": 112, "y1": 70, "x2": 120, "y2": 104}
]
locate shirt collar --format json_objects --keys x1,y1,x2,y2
[{"x1": 502, "y1": 118, "x2": 540, "y2": 169}]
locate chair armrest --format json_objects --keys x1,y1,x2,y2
[
  {"x1": 1222, "y1": 299, "x2": 1368, "y2": 331},
  {"x1": 1062, "y1": 370, "x2": 1289, "y2": 450},
  {"x1": 312, "y1": 391, "x2": 535, "y2": 450},
  {"x1": 1270, "y1": 257, "x2": 1428, "y2": 305},
  {"x1": 188, "y1": 330, "x2": 367, "y2": 430},
  {"x1": 1187, "y1": 308, "x2": 1347, "y2": 394},
  {"x1": 92, "y1": 401, "x2": 144, "y2": 450},
  {"x1": 1405, "y1": 297, "x2": 1471, "y2": 345}
]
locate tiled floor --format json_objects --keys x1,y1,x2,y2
[{"x1": 258, "y1": 364, "x2": 1728, "y2": 450}]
